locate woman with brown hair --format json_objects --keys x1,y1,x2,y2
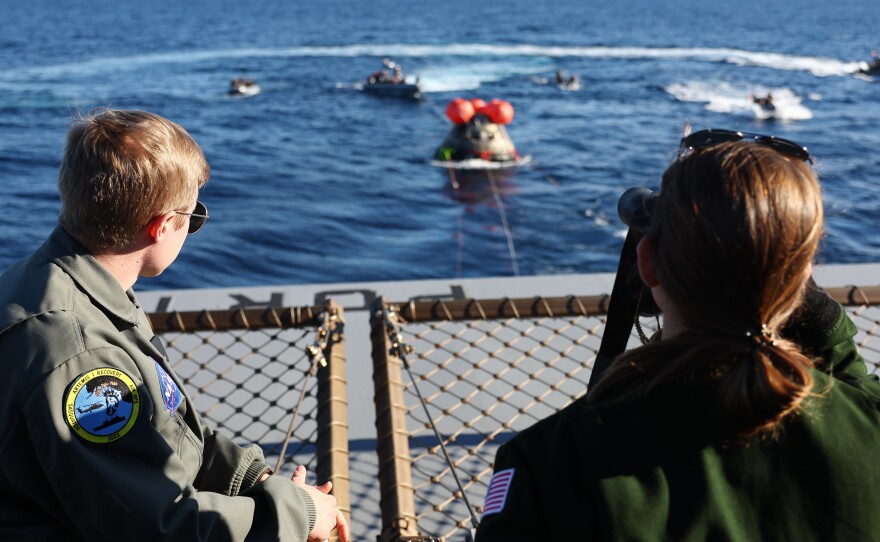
[{"x1": 476, "y1": 130, "x2": 880, "y2": 541}]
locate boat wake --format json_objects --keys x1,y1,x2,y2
[
  {"x1": 666, "y1": 82, "x2": 813, "y2": 121},
  {"x1": 416, "y1": 59, "x2": 551, "y2": 92},
  {"x1": 1, "y1": 44, "x2": 865, "y2": 82}
]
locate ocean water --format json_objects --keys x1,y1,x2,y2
[{"x1": 1, "y1": 0, "x2": 879, "y2": 290}]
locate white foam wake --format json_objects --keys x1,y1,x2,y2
[
  {"x1": 416, "y1": 58, "x2": 551, "y2": 92},
  {"x1": 1, "y1": 44, "x2": 864, "y2": 82},
  {"x1": 666, "y1": 81, "x2": 813, "y2": 121}
]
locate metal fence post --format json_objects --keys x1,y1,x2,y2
[
  {"x1": 371, "y1": 297, "x2": 418, "y2": 542},
  {"x1": 317, "y1": 300, "x2": 351, "y2": 541}
]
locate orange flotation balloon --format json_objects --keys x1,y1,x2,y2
[
  {"x1": 445, "y1": 98, "x2": 475, "y2": 125},
  {"x1": 484, "y1": 99, "x2": 514, "y2": 125},
  {"x1": 470, "y1": 98, "x2": 487, "y2": 112}
]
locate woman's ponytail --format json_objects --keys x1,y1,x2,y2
[{"x1": 715, "y1": 334, "x2": 814, "y2": 436}]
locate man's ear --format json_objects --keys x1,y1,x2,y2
[
  {"x1": 636, "y1": 236, "x2": 660, "y2": 288},
  {"x1": 145, "y1": 212, "x2": 178, "y2": 243}
]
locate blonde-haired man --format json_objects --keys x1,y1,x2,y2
[{"x1": 0, "y1": 109, "x2": 348, "y2": 541}]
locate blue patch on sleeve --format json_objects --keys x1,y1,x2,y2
[{"x1": 154, "y1": 361, "x2": 182, "y2": 416}]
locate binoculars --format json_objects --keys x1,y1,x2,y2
[
  {"x1": 618, "y1": 187, "x2": 658, "y2": 234},
  {"x1": 588, "y1": 187, "x2": 661, "y2": 386},
  {"x1": 617, "y1": 187, "x2": 661, "y2": 318}
]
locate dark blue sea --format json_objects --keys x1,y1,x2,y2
[{"x1": 2, "y1": 0, "x2": 879, "y2": 290}]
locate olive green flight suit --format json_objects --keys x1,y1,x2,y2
[
  {"x1": 476, "y1": 303, "x2": 880, "y2": 541},
  {"x1": 0, "y1": 227, "x2": 316, "y2": 541}
]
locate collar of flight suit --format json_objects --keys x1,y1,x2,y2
[{"x1": 41, "y1": 225, "x2": 142, "y2": 328}]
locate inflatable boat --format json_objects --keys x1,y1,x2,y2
[
  {"x1": 555, "y1": 70, "x2": 581, "y2": 91},
  {"x1": 363, "y1": 58, "x2": 423, "y2": 100},
  {"x1": 229, "y1": 78, "x2": 260, "y2": 97}
]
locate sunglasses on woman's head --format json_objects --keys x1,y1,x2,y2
[
  {"x1": 175, "y1": 200, "x2": 209, "y2": 234},
  {"x1": 679, "y1": 129, "x2": 812, "y2": 164}
]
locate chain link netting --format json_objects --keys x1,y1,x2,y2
[
  {"x1": 377, "y1": 300, "x2": 879, "y2": 541},
  {"x1": 155, "y1": 322, "x2": 321, "y2": 476},
  {"x1": 149, "y1": 304, "x2": 351, "y2": 542}
]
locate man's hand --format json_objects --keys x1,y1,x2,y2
[{"x1": 293, "y1": 465, "x2": 351, "y2": 542}]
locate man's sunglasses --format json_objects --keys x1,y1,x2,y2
[
  {"x1": 679, "y1": 129, "x2": 812, "y2": 164},
  {"x1": 175, "y1": 200, "x2": 209, "y2": 234}
]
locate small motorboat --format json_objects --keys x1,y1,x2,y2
[
  {"x1": 433, "y1": 98, "x2": 527, "y2": 167},
  {"x1": 229, "y1": 77, "x2": 260, "y2": 97},
  {"x1": 750, "y1": 93, "x2": 776, "y2": 120},
  {"x1": 555, "y1": 69, "x2": 581, "y2": 91},
  {"x1": 362, "y1": 58, "x2": 423, "y2": 100}
]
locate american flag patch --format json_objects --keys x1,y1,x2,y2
[{"x1": 482, "y1": 468, "x2": 515, "y2": 516}]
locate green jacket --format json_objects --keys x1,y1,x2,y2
[
  {"x1": 0, "y1": 227, "x2": 316, "y2": 541},
  {"x1": 476, "y1": 307, "x2": 880, "y2": 541}
]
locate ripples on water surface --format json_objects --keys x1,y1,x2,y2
[{"x1": 1, "y1": 0, "x2": 878, "y2": 289}]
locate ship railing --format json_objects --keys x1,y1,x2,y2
[
  {"x1": 144, "y1": 285, "x2": 880, "y2": 542},
  {"x1": 148, "y1": 301, "x2": 351, "y2": 538}
]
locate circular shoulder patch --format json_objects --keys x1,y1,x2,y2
[{"x1": 64, "y1": 368, "x2": 140, "y2": 443}]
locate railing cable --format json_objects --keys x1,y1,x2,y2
[
  {"x1": 274, "y1": 310, "x2": 332, "y2": 472},
  {"x1": 486, "y1": 168, "x2": 519, "y2": 276},
  {"x1": 383, "y1": 304, "x2": 482, "y2": 530}
]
